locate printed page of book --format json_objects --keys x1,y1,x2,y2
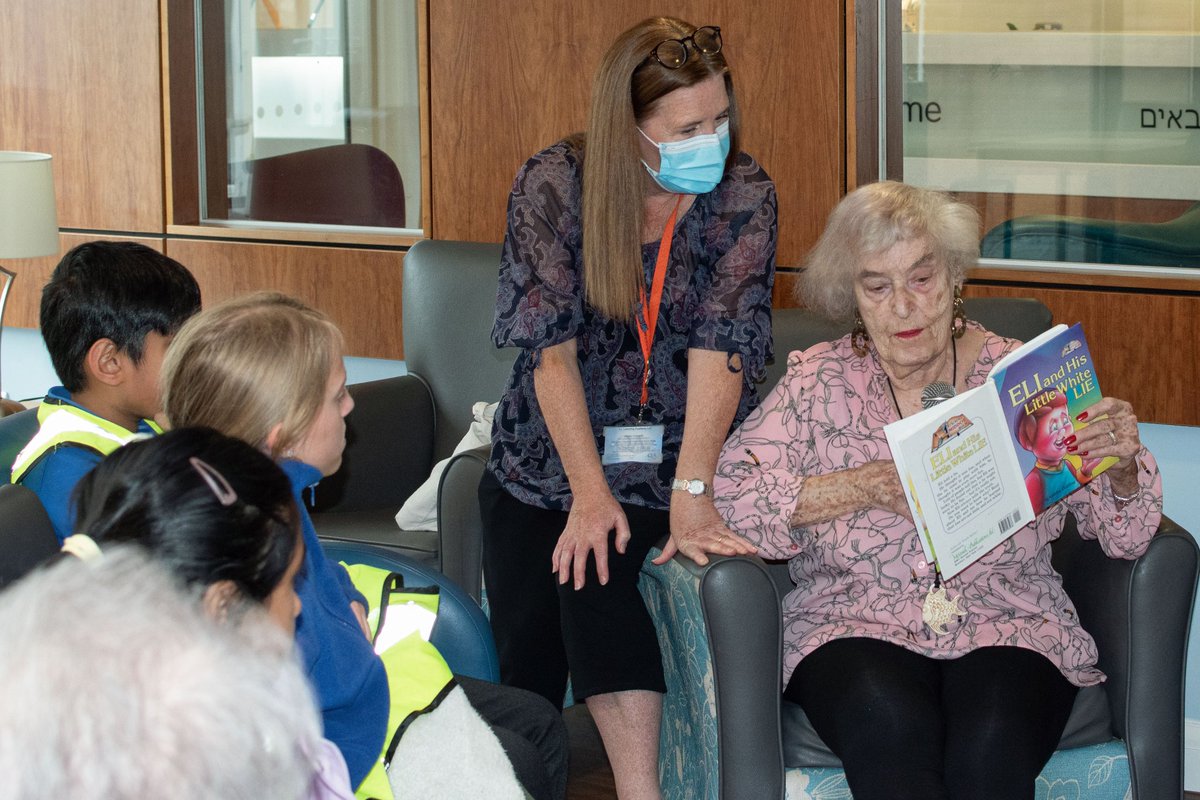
[
  {"x1": 988, "y1": 323, "x2": 1117, "y2": 514},
  {"x1": 885, "y1": 385, "x2": 1035, "y2": 579}
]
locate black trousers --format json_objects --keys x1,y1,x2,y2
[
  {"x1": 784, "y1": 637, "x2": 1078, "y2": 800},
  {"x1": 458, "y1": 674, "x2": 569, "y2": 800},
  {"x1": 478, "y1": 471, "x2": 667, "y2": 708}
]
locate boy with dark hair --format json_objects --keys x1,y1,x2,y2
[{"x1": 11, "y1": 241, "x2": 201, "y2": 540}]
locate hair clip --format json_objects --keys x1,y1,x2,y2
[
  {"x1": 61, "y1": 534, "x2": 103, "y2": 562},
  {"x1": 189, "y1": 457, "x2": 238, "y2": 506}
]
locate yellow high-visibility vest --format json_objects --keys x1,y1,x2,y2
[
  {"x1": 341, "y1": 563, "x2": 456, "y2": 800},
  {"x1": 11, "y1": 399, "x2": 160, "y2": 484}
]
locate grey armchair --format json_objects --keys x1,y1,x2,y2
[
  {"x1": 310, "y1": 239, "x2": 514, "y2": 600},
  {"x1": 639, "y1": 296, "x2": 1200, "y2": 799},
  {"x1": 642, "y1": 515, "x2": 1197, "y2": 799},
  {"x1": 308, "y1": 373, "x2": 440, "y2": 564},
  {"x1": 400, "y1": 240, "x2": 515, "y2": 602}
]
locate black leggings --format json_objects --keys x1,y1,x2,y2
[
  {"x1": 784, "y1": 638, "x2": 1078, "y2": 800},
  {"x1": 478, "y1": 471, "x2": 667, "y2": 708}
]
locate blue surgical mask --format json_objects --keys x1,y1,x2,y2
[{"x1": 638, "y1": 120, "x2": 731, "y2": 195}]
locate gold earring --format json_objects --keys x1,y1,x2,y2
[
  {"x1": 951, "y1": 288, "x2": 967, "y2": 340},
  {"x1": 851, "y1": 312, "x2": 870, "y2": 357}
]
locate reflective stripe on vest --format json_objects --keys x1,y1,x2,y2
[
  {"x1": 10, "y1": 402, "x2": 159, "y2": 484},
  {"x1": 341, "y1": 563, "x2": 455, "y2": 800}
]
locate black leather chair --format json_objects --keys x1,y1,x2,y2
[
  {"x1": 0, "y1": 408, "x2": 37, "y2": 485},
  {"x1": 0, "y1": 408, "x2": 56, "y2": 589},
  {"x1": 0, "y1": 483, "x2": 60, "y2": 589},
  {"x1": 247, "y1": 143, "x2": 405, "y2": 228},
  {"x1": 646, "y1": 513, "x2": 1197, "y2": 800}
]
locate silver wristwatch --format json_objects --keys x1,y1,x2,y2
[{"x1": 671, "y1": 478, "x2": 712, "y2": 498}]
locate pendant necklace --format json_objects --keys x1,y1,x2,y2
[{"x1": 884, "y1": 338, "x2": 964, "y2": 635}]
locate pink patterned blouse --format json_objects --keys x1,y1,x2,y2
[{"x1": 713, "y1": 327, "x2": 1162, "y2": 687}]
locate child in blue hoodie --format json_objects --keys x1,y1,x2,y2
[{"x1": 160, "y1": 291, "x2": 568, "y2": 800}]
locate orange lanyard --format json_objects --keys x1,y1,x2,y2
[{"x1": 636, "y1": 194, "x2": 683, "y2": 409}]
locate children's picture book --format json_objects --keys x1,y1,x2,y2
[{"x1": 884, "y1": 323, "x2": 1116, "y2": 578}]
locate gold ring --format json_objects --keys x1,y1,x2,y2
[{"x1": 1108, "y1": 430, "x2": 1117, "y2": 445}]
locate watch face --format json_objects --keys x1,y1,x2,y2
[{"x1": 672, "y1": 478, "x2": 709, "y2": 496}]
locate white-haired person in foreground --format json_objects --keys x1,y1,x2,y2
[{"x1": 0, "y1": 546, "x2": 328, "y2": 800}]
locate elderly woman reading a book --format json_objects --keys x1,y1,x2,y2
[{"x1": 712, "y1": 181, "x2": 1161, "y2": 800}]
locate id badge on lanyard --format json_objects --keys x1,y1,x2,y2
[
  {"x1": 601, "y1": 423, "x2": 664, "y2": 465},
  {"x1": 600, "y1": 194, "x2": 681, "y2": 467}
]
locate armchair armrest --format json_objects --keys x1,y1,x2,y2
[
  {"x1": 438, "y1": 443, "x2": 490, "y2": 603},
  {"x1": 321, "y1": 540, "x2": 500, "y2": 683},
  {"x1": 639, "y1": 549, "x2": 784, "y2": 800},
  {"x1": 1052, "y1": 514, "x2": 1198, "y2": 799}
]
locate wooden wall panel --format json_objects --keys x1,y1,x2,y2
[
  {"x1": 2, "y1": 234, "x2": 165, "y2": 330},
  {"x1": 428, "y1": 2, "x2": 844, "y2": 266},
  {"x1": 164, "y1": 239, "x2": 405, "y2": 360},
  {"x1": 0, "y1": 0, "x2": 164, "y2": 233},
  {"x1": 774, "y1": 269, "x2": 804, "y2": 308},
  {"x1": 965, "y1": 283, "x2": 1200, "y2": 427}
]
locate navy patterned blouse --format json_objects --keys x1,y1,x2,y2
[{"x1": 487, "y1": 138, "x2": 777, "y2": 512}]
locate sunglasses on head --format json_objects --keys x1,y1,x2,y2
[{"x1": 648, "y1": 26, "x2": 722, "y2": 70}]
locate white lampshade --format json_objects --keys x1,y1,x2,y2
[{"x1": 0, "y1": 152, "x2": 59, "y2": 259}]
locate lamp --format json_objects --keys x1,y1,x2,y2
[{"x1": 0, "y1": 152, "x2": 59, "y2": 413}]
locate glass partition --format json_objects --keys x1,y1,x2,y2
[
  {"x1": 894, "y1": 0, "x2": 1200, "y2": 273},
  {"x1": 196, "y1": 0, "x2": 421, "y2": 233}
]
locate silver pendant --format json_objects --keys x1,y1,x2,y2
[{"x1": 922, "y1": 584, "x2": 963, "y2": 635}]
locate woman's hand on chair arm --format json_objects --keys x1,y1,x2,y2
[{"x1": 654, "y1": 349, "x2": 758, "y2": 567}]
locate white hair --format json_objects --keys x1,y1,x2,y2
[
  {"x1": 0, "y1": 548, "x2": 323, "y2": 800},
  {"x1": 800, "y1": 181, "x2": 981, "y2": 321}
]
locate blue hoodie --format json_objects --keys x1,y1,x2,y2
[{"x1": 283, "y1": 459, "x2": 389, "y2": 788}]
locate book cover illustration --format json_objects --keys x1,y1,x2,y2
[{"x1": 988, "y1": 323, "x2": 1117, "y2": 514}]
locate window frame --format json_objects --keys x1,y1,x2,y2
[
  {"x1": 859, "y1": 0, "x2": 1200, "y2": 288},
  {"x1": 163, "y1": 0, "x2": 431, "y2": 246}
]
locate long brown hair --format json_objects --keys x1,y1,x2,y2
[{"x1": 581, "y1": 17, "x2": 739, "y2": 321}]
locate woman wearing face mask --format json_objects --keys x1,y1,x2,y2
[{"x1": 480, "y1": 17, "x2": 776, "y2": 797}]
